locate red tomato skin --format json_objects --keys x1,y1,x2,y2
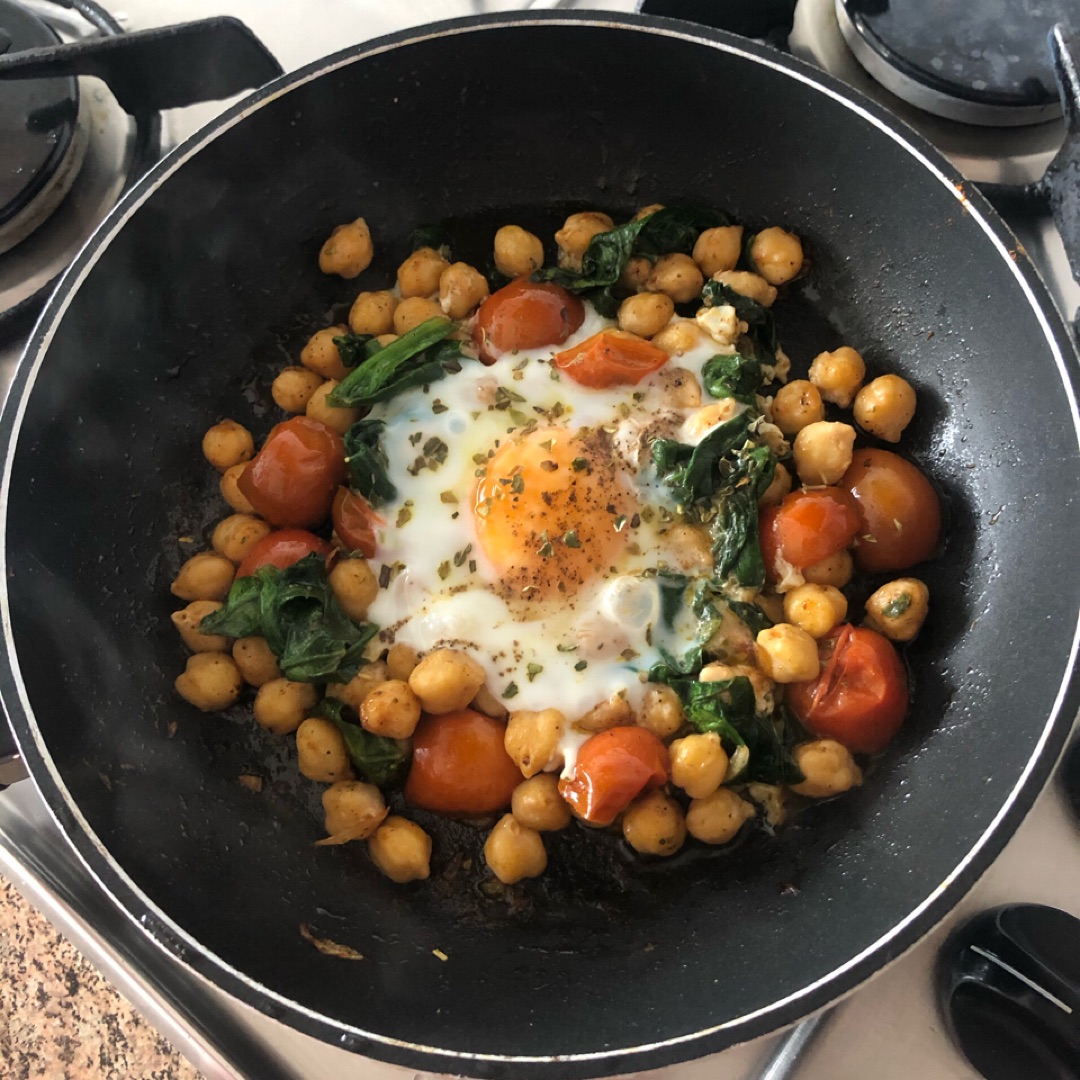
[
  {"x1": 404, "y1": 709, "x2": 521, "y2": 817},
  {"x1": 473, "y1": 279, "x2": 586, "y2": 363},
  {"x1": 787, "y1": 625, "x2": 909, "y2": 754},
  {"x1": 332, "y1": 487, "x2": 383, "y2": 558},
  {"x1": 760, "y1": 488, "x2": 862, "y2": 580},
  {"x1": 237, "y1": 417, "x2": 346, "y2": 529},
  {"x1": 236, "y1": 529, "x2": 332, "y2": 577},
  {"x1": 559, "y1": 726, "x2": 670, "y2": 826},
  {"x1": 840, "y1": 449, "x2": 942, "y2": 572},
  {"x1": 552, "y1": 331, "x2": 669, "y2": 389}
]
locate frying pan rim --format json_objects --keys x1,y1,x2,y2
[{"x1": 1, "y1": 11, "x2": 1079, "y2": 1076}]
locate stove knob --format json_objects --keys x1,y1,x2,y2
[
  {"x1": 937, "y1": 904, "x2": 1080, "y2": 1080},
  {"x1": 1063, "y1": 739, "x2": 1080, "y2": 825}
]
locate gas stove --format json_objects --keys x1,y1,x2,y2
[{"x1": 0, "y1": 2, "x2": 1078, "y2": 1079}]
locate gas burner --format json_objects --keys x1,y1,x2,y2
[
  {"x1": 836, "y1": 0, "x2": 1076, "y2": 128},
  {"x1": 0, "y1": 0, "x2": 159, "y2": 338}
]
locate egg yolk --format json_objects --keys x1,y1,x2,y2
[{"x1": 473, "y1": 427, "x2": 635, "y2": 601}]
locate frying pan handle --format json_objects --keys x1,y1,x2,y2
[{"x1": 0, "y1": 17, "x2": 284, "y2": 114}]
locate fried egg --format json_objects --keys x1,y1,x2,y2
[{"x1": 364, "y1": 306, "x2": 731, "y2": 724}]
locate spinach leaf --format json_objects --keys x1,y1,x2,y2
[
  {"x1": 727, "y1": 599, "x2": 774, "y2": 636},
  {"x1": 700, "y1": 280, "x2": 777, "y2": 363},
  {"x1": 651, "y1": 413, "x2": 752, "y2": 507},
  {"x1": 673, "y1": 676, "x2": 756, "y2": 749},
  {"x1": 343, "y1": 419, "x2": 397, "y2": 506},
  {"x1": 657, "y1": 572, "x2": 689, "y2": 629},
  {"x1": 315, "y1": 699, "x2": 410, "y2": 787},
  {"x1": 200, "y1": 555, "x2": 377, "y2": 684},
  {"x1": 701, "y1": 352, "x2": 764, "y2": 404},
  {"x1": 327, "y1": 318, "x2": 464, "y2": 409},
  {"x1": 634, "y1": 203, "x2": 731, "y2": 259},
  {"x1": 331, "y1": 332, "x2": 380, "y2": 369},
  {"x1": 710, "y1": 444, "x2": 775, "y2": 588},
  {"x1": 534, "y1": 218, "x2": 648, "y2": 292}
]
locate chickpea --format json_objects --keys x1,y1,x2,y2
[
  {"x1": 682, "y1": 399, "x2": 740, "y2": 443},
  {"x1": 654, "y1": 366, "x2": 702, "y2": 408},
  {"x1": 692, "y1": 225, "x2": 743, "y2": 277},
  {"x1": 771, "y1": 379, "x2": 825, "y2": 436},
  {"x1": 758, "y1": 461, "x2": 793, "y2": 508},
  {"x1": 174, "y1": 652, "x2": 243, "y2": 711},
  {"x1": 652, "y1": 318, "x2": 705, "y2": 356},
  {"x1": 439, "y1": 262, "x2": 489, "y2": 320},
  {"x1": 793, "y1": 421, "x2": 857, "y2": 486},
  {"x1": 271, "y1": 366, "x2": 323, "y2": 414},
  {"x1": 171, "y1": 551, "x2": 235, "y2": 602},
  {"x1": 397, "y1": 246, "x2": 450, "y2": 298},
  {"x1": 253, "y1": 678, "x2": 318, "y2": 735},
  {"x1": 300, "y1": 325, "x2": 349, "y2": 382},
  {"x1": 783, "y1": 584, "x2": 848, "y2": 639},
  {"x1": 854, "y1": 374, "x2": 917, "y2": 443},
  {"x1": 622, "y1": 791, "x2": 687, "y2": 857},
  {"x1": 219, "y1": 463, "x2": 255, "y2": 514},
  {"x1": 369, "y1": 816, "x2": 432, "y2": 882},
  {"x1": 809, "y1": 346, "x2": 865, "y2": 408},
  {"x1": 322, "y1": 781, "x2": 387, "y2": 841},
  {"x1": 361, "y1": 679, "x2": 422, "y2": 739},
  {"x1": 504, "y1": 708, "x2": 566, "y2": 778},
  {"x1": 211, "y1": 513, "x2": 271, "y2": 565},
  {"x1": 574, "y1": 692, "x2": 632, "y2": 733},
  {"x1": 791, "y1": 739, "x2": 863, "y2": 798},
  {"x1": 347, "y1": 289, "x2": 397, "y2": 336},
  {"x1": 670, "y1": 732, "x2": 729, "y2": 799},
  {"x1": 512, "y1": 774, "x2": 572, "y2": 832},
  {"x1": 755, "y1": 623, "x2": 820, "y2": 683},
  {"x1": 375, "y1": 333, "x2": 398, "y2": 347},
  {"x1": 328, "y1": 558, "x2": 378, "y2": 621},
  {"x1": 639, "y1": 683, "x2": 686, "y2": 739},
  {"x1": 484, "y1": 814, "x2": 547, "y2": 884},
  {"x1": 750, "y1": 227, "x2": 804, "y2": 285},
  {"x1": 686, "y1": 787, "x2": 755, "y2": 845},
  {"x1": 171, "y1": 600, "x2": 229, "y2": 653},
  {"x1": 408, "y1": 648, "x2": 486, "y2": 714},
  {"x1": 864, "y1": 577, "x2": 930, "y2": 641},
  {"x1": 633, "y1": 202, "x2": 665, "y2": 220},
  {"x1": 232, "y1": 636, "x2": 280, "y2": 687},
  {"x1": 386, "y1": 642, "x2": 419, "y2": 682},
  {"x1": 393, "y1": 297, "x2": 445, "y2": 336},
  {"x1": 318, "y1": 218, "x2": 374, "y2": 279},
  {"x1": 202, "y1": 419, "x2": 254, "y2": 473},
  {"x1": 618, "y1": 292, "x2": 675, "y2": 338},
  {"x1": 494, "y1": 224, "x2": 544, "y2": 278},
  {"x1": 619, "y1": 255, "x2": 651, "y2": 292},
  {"x1": 306, "y1": 380, "x2": 360, "y2": 436},
  {"x1": 647, "y1": 253, "x2": 704, "y2": 304},
  {"x1": 327, "y1": 661, "x2": 387, "y2": 713},
  {"x1": 296, "y1": 717, "x2": 354, "y2": 783},
  {"x1": 555, "y1": 211, "x2": 613, "y2": 266},
  {"x1": 803, "y1": 549, "x2": 854, "y2": 588},
  {"x1": 711, "y1": 269, "x2": 777, "y2": 308},
  {"x1": 470, "y1": 683, "x2": 508, "y2": 719}
]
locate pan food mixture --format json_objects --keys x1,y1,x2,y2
[{"x1": 169, "y1": 205, "x2": 942, "y2": 887}]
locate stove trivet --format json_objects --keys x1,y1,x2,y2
[{"x1": 837, "y1": 0, "x2": 1078, "y2": 127}]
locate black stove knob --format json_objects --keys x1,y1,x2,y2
[
  {"x1": 937, "y1": 904, "x2": 1080, "y2": 1080},
  {"x1": 1063, "y1": 739, "x2": 1080, "y2": 825}
]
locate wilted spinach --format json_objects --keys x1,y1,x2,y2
[
  {"x1": 314, "y1": 699, "x2": 409, "y2": 787},
  {"x1": 700, "y1": 279, "x2": 777, "y2": 363},
  {"x1": 651, "y1": 413, "x2": 753, "y2": 507},
  {"x1": 710, "y1": 444, "x2": 775, "y2": 589},
  {"x1": 343, "y1": 419, "x2": 396, "y2": 506},
  {"x1": 701, "y1": 352, "x2": 764, "y2": 404},
  {"x1": 332, "y1": 332, "x2": 380, "y2": 369}
]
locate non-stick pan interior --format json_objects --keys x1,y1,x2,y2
[{"x1": 4, "y1": 17, "x2": 1079, "y2": 1077}]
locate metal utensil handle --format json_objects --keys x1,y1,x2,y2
[{"x1": 751, "y1": 1010, "x2": 837, "y2": 1080}]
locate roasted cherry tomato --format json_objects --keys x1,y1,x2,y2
[
  {"x1": 559, "y1": 726, "x2": 670, "y2": 826},
  {"x1": 839, "y1": 449, "x2": 942, "y2": 572},
  {"x1": 553, "y1": 330, "x2": 669, "y2": 389},
  {"x1": 237, "y1": 416, "x2": 346, "y2": 529},
  {"x1": 759, "y1": 487, "x2": 862, "y2": 580},
  {"x1": 473, "y1": 279, "x2": 585, "y2": 364},
  {"x1": 404, "y1": 709, "x2": 521, "y2": 816},
  {"x1": 236, "y1": 529, "x2": 331, "y2": 577},
  {"x1": 787, "y1": 624, "x2": 909, "y2": 754},
  {"x1": 332, "y1": 487, "x2": 383, "y2": 558}
]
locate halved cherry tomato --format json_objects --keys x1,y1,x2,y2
[
  {"x1": 759, "y1": 488, "x2": 862, "y2": 580},
  {"x1": 559, "y1": 726, "x2": 670, "y2": 826},
  {"x1": 552, "y1": 330, "x2": 669, "y2": 389},
  {"x1": 404, "y1": 709, "x2": 521, "y2": 816},
  {"x1": 237, "y1": 417, "x2": 345, "y2": 529},
  {"x1": 332, "y1": 487, "x2": 383, "y2": 558},
  {"x1": 839, "y1": 449, "x2": 942, "y2": 572},
  {"x1": 473, "y1": 279, "x2": 585, "y2": 364},
  {"x1": 787, "y1": 624, "x2": 909, "y2": 754},
  {"x1": 236, "y1": 529, "x2": 331, "y2": 577}
]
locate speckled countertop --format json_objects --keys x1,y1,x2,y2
[{"x1": 0, "y1": 875, "x2": 203, "y2": 1080}]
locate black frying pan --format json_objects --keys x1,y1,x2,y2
[{"x1": 2, "y1": 13, "x2": 1079, "y2": 1078}]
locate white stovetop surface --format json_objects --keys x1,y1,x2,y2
[{"x1": 1, "y1": 2, "x2": 1079, "y2": 1079}]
